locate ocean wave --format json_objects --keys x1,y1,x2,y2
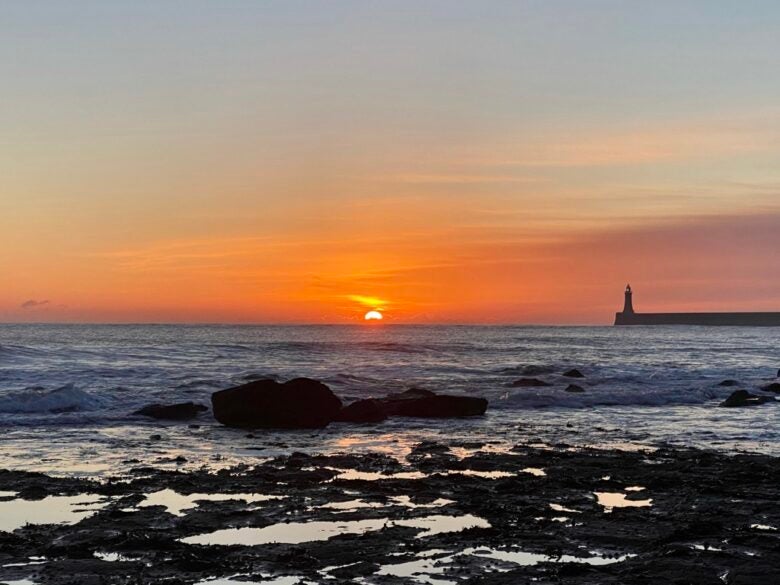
[
  {"x1": 0, "y1": 384, "x2": 104, "y2": 414},
  {"x1": 0, "y1": 343, "x2": 48, "y2": 359},
  {"x1": 497, "y1": 365, "x2": 558, "y2": 376},
  {"x1": 489, "y1": 383, "x2": 736, "y2": 410},
  {"x1": 175, "y1": 379, "x2": 226, "y2": 390}
]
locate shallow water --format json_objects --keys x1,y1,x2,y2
[
  {"x1": 367, "y1": 545, "x2": 635, "y2": 585},
  {"x1": 0, "y1": 494, "x2": 108, "y2": 532},
  {"x1": 594, "y1": 491, "x2": 653, "y2": 511},
  {"x1": 138, "y1": 489, "x2": 283, "y2": 517},
  {"x1": 182, "y1": 514, "x2": 490, "y2": 546}
]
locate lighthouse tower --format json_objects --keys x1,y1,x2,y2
[{"x1": 623, "y1": 284, "x2": 634, "y2": 314}]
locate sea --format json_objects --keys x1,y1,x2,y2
[{"x1": 1, "y1": 324, "x2": 778, "y2": 476}]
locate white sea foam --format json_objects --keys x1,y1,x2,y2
[{"x1": 0, "y1": 384, "x2": 103, "y2": 414}]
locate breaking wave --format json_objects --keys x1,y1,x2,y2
[{"x1": 0, "y1": 384, "x2": 104, "y2": 414}]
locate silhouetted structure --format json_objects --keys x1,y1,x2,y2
[{"x1": 614, "y1": 285, "x2": 780, "y2": 326}]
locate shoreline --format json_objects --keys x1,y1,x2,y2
[{"x1": 1, "y1": 441, "x2": 778, "y2": 584}]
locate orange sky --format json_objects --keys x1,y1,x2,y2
[{"x1": 3, "y1": 3, "x2": 780, "y2": 324}]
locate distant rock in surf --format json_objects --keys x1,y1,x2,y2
[
  {"x1": 211, "y1": 377, "x2": 342, "y2": 429},
  {"x1": 717, "y1": 379, "x2": 739, "y2": 387},
  {"x1": 334, "y1": 399, "x2": 388, "y2": 423},
  {"x1": 761, "y1": 382, "x2": 780, "y2": 393},
  {"x1": 133, "y1": 402, "x2": 208, "y2": 420},
  {"x1": 564, "y1": 384, "x2": 585, "y2": 393},
  {"x1": 719, "y1": 390, "x2": 776, "y2": 408},
  {"x1": 510, "y1": 378, "x2": 551, "y2": 388},
  {"x1": 562, "y1": 369, "x2": 585, "y2": 378}
]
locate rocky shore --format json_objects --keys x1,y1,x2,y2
[{"x1": 1, "y1": 442, "x2": 778, "y2": 585}]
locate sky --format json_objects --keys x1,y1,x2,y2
[{"x1": 2, "y1": 0, "x2": 780, "y2": 324}]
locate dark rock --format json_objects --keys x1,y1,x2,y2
[
  {"x1": 211, "y1": 377, "x2": 342, "y2": 429},
  {"x1": 133, "y1": 402, "x2": 208, "y2": 420},
  {"x1": 148, "y1": 434, "x2": 163, "y2": 441},
  {"x1": 330, "y1": 561, "x2": 381, "y2": 579},
  {"x1": 18, "y1": 485, "x2": 48, "y2": 500},
  {"x1": 334, "y1": 399, "x2": 388, "y2": 423},
  {"x1": 717, "y1": 379, "x2": 739, "y2": 387},
  {"x1": 719, "y1": 390, "x2": 776, "y2": 407},
  {"x1": 391, "y1": 387, "x2": 437, "y2": 399},
  {"x1": 564, "y1": 384, "x2": 585, "y2": 393},
  {"x1": 562, "y1": 368, "x2": 585, "y2": 378},
  {"x1": 510, "y1": 377, "x2": 551, "y2": 387},
  {"x1": 379, "y1": 389, "x2": 487, "y2": 418},
  {"x1": 761, "y1": 382, "x2": 780, "y2": 393}
]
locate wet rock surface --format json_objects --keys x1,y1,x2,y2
[
  {"x1": 719, "y1": 389, "x2": 776, "y2": 407},
  {"x1": 0, "y1": 444, "x2": 778, "y2": 584},
  {"x1": 133, "y1": 402, "x2": 209, "y2": 420},
  {"x1": 379, "y1": 388, "x2": 488, "y2": 418},
  {"x1": 211, "y1": 377, "x2": 343, "y2": 428},
  {"x1": 334, "y1": 398, "x2": 389, "y2": 423},
  {"x1": 212, "y1": 381, "x2": 489, "y2": 429}
]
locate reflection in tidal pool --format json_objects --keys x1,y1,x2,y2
[
  {"x1": 594, "y1": 491, "x2": 652, "y2": 511},
  {"x1": 182, "y1": 514, "x2": 490, "y2": 546},
  {"x1": 0, "y1": 494, "x2": 107, "y2": 532},
  {"x1": 138, "y1": 489, "x2": 282, "y2": 517}
]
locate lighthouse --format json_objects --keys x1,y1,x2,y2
[{"x1": 622, "y1": 284, "x2": 634, "y2": 314}]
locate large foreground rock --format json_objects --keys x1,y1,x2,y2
[
  {"x1": 133, "y1": 402, "x2": 208, "y2": 420},
  {"x1": 212, "y1": 378, "x2": 342, "y2": 428},
  {"x1": 719, "y1": 390, "x2": 776, "y2": 408},
  {"x1": 379, "y1": 388, "x2": 487, "y2": 418}
]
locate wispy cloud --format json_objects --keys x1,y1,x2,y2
[
  {"x1": 20, "y1": 299, "x2": 49, "y2": 309},
  {"x1": 346, "y1": 295, "x2": 389, "y2": 309}
]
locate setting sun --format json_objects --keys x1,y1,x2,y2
[{"x1": 364, "y1": 310, "x2": 383, "y2": 321}]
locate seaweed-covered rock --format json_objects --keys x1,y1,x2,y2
[{"x1": 211, "y1": 378, "x2": 342, "y2": 429}]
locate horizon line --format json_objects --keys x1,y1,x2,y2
[{"x1": 0, "y1": 320, "x2": 610, "y2": 327}]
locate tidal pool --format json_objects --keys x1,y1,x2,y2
[
  {"x1": 319, "y1": 496, "x2": 454, "y2": 511},
  {"x1": 0, "y1": 494, "x2": 107, "y2": 532},
  {"x1": 138, "y1": 489, "x2": 282, "y2": 517},
  {"x1": 193, "y1": 576, "x2": 314, "y2": 585},
  {"x1": 594, "y1": 491, "x2": 652, "y2": 511},
  {"x1": 370, "y1": 546, "x2": 635, "y2": 584},
  {"x1": 182, "y1": 514, "x2": 490, "y2": 546}
]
